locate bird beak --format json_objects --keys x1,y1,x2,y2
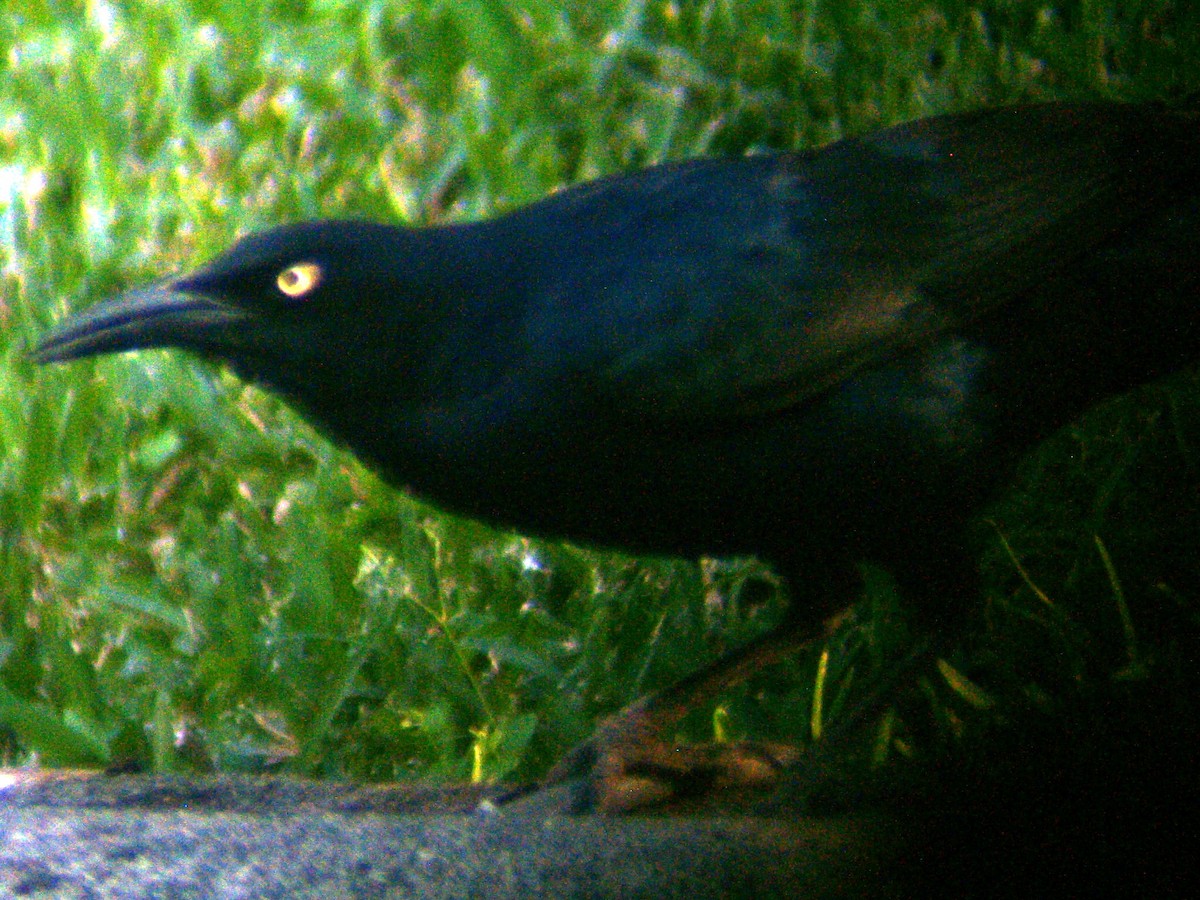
[{"x1": 32, "y1": 282, "x2": 247, "y2": 364}]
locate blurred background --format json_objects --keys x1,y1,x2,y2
[{"x1": 1, "y1": 0, "x2": 1198, "y2": 791}]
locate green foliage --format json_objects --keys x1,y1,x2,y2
[{"x1": 1, "y1": 0, "x2": 1198, "y2": 786}]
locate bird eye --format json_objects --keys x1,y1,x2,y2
[{"x1": 276, "y1": 262, "x2": 323, "y2": 299}]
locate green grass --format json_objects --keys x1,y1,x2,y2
[{"x1": 2, "y1": 0, "x2": 1199, "y2": 790}]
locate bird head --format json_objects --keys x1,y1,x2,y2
[{"x1": 33, "y1": 220, "x2": 508, "y2": 419}]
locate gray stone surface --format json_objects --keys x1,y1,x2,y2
[{"x1": 0, "y1": 772, "x2": 903, "y2": 898}]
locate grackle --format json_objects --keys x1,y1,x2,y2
[{"x1": 35, "y1": 103, "x2": 1200, "y2": 812}]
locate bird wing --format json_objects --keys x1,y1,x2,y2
[{"x1": 575, "y1": 103, "x2": 1192, "y2": 424}]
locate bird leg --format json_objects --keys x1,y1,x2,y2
[{"x1": 510, "y1": 605, "x2": 853, "y2": 814}]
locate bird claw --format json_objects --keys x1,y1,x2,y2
[
  {"x1": 510, "y1": 703, "x2": 801, "y2": 815},
  {"x1": 501, "y1": 607, "x2": 845, "y2": 815},
  {"x1": 580, "y1": 738, "x2": 802, "y2": 814}
]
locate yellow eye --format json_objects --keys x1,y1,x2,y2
[{"x1": 276, "y1": 262, "x2": 323, "y2": 298}]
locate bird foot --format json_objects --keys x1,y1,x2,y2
[
  {"x1": 574, "y1": 735, "x2": 801, "y2": 814},
  {"x1": 506, "y1": 699, "x2": 800, "y2": 815},
  {"x1": 502, "y1": 612, "x2": 846, "y2": 815}
]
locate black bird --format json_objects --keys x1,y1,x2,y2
[{"x1": 34, "y1": 103, "x2": 1200, "y2": 811}]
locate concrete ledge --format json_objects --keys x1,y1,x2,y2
[{"x1": 1, "y1": 772, "x2": 903, "y2": 899}]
